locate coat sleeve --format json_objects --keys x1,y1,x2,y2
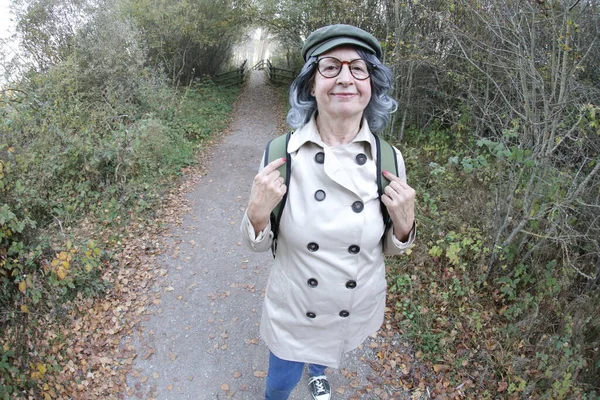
[
  {"x1": 239, "y1": 152, "x2": 275, "y2": 253},
  {"x1": 382, "y1": 147, "x2": 416, "y2": 255},
  {"x1": 240, "y1": 211, "x2": 274, "y2": 252}
]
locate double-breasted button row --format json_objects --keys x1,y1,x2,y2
[
  {"x1": 305, "y1": 310, "x2": 351, "y2": 319},
  {"x1": 307, "y1": 243, "x2": 361, "y2": 253},
  {"x1": 314, "y1": 151, "x2": 368, "y2": 166},
  {"x1": 313, "y1": 192, "x2": 363, "y2": 214},
  {"x1": 306, "y1": 278, "x2": 357, "y2": 289}
]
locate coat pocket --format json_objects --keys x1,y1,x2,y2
[{"x1": 265, "y1": 270, "x2": 290, "y2": 307}]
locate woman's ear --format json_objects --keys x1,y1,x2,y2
[{"x1": 309, "y1": 76, "x2": 316, "y2": 96}]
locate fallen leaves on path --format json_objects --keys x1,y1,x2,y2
[{"x1": 16, "y1": 157, "x2": 218, "y2": 399}]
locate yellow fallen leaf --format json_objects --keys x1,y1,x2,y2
[
  {"x1": 253, "y1": 370, "x2": 267, "y2": 378},
  {"x1": 21, "y1": 305, "x2": 29, "y2": 313},
  {"x1": 433, "y1": 364, "x2": 451, "y2": 373},
  {"x1": 57, "y1": 267, "x2": 68, "y2": 280},
  {"x1": 18, "y1": 281, "x2": 26, "y2": 293},
  {"x1": 37, "y1": 363, "x2": 47, "y2": 374}
]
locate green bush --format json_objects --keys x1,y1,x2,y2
[
  {"x1": 0, "y1": 13, "x2": 240, "y2": 392},
  {"x1": 386, "y1": 124, "x2": 599, "y2": 397}
]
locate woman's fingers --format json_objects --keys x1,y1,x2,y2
[
  {"x1": 263, "y1": 157, "x2": 287, "y2": 176},
  {"x1": 381, "y1": 171, "x2": 415, "y2": 239},
  {"x1": 254, "y1": 158, "x2": 286, "y2": 186},
  {"x1": 247, "y1": 158, "x2": 288, "y2": 229}
]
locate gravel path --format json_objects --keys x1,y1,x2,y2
[{"x1": 125, "y1": 71, "x2": 378, "y2": 400}]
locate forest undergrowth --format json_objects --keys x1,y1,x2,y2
[
  {"x1": 378, "y1": 128, "x2": 600, "y2": 399},
  {"x1": 1, "y1": 73, "x2": 240, "y2": 397}
]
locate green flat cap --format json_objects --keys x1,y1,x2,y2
[{"x1": 302, "y1": 24, "x2": 382, "y2": 61}]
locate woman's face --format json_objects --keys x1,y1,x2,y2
[{"x1": 311, "y1": 46, "x2": 372, "y2": 122}]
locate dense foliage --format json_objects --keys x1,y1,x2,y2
[{"x1": 1, "y1": 0, "x2": 241, "y2": 397}]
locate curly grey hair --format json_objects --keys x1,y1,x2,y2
[{"x1": 286, "y1": 49, "x2": 397, "y2": 132}]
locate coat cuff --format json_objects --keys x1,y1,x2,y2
[
  {"x1": 384, "y1": 221, "x2": 416, "y2": 255},
  {"x1": 240, "y1": 211, "x2": 273, "y2": 252}
]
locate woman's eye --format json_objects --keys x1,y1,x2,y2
[{"x1": 351, "y1": 62, "x2": 367, "y2": 72}]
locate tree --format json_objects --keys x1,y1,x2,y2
[{"x1": 121, "y1": 0, "x2": 250, "y2": 85}]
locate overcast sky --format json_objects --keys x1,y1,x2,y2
[{"x1": 1, "y1": 0, "x2": 14, "y2": 39}]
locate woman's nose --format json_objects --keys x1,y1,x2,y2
[{"x1": 336, "y1": 64, "x2": 353, "y2": 84}]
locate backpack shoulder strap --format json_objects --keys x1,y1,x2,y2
[
  {"x1": 374, "y1": 134, "x2": 399, "y2": 231},
  {"x1": 264, "y1": 132, "x2": 292, "y2": 257}
]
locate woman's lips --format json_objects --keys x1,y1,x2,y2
[{"x1": 331, "y1": 93, "x2": 357, "y2": 98}]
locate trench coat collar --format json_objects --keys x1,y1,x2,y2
[{"x1": 287, "y1": 114, "x2": 377, "y2": 157}]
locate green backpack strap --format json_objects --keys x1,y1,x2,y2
[
  {"x1": 264, "y1": 132, "x2": 292, "y2": 257},
  {"x1": 374, "y1": 134, "x2": 399, "y2": 231}
]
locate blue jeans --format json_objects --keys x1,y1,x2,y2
[{"x1": 265, "y1": 351, "x2": 327, "y2": 400}]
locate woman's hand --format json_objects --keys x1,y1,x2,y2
[
  {"x1": 381, "y1": 170, "x2": 415, "y2": 242},
  {"x1": 247, "y1": 157, "x2": 288, "y2": 235}
]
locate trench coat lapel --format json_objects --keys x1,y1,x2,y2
[{"x1": 288, "y1": 115, "x2": 378, "y2": 197}]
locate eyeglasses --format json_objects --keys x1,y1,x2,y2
[{"x1": 314, "y1": 57, "x2": 374, "y2": 80}]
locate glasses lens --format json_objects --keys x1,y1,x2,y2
[
  {"x1": 316, "y1": 57, "x2": 371, "y2": 80},
  {"x1": 349, "y1": 59, "x2": 369, "y2": 80},
  {"x1": 318, "y1": 58, "x2": 341, "y2": 78}
]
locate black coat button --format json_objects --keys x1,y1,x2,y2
[
  {"x1": 352, "y1": 201, "x2": 364, "y2": 213},
  {"x1": 339, "y1": 310, "x2": 350, "y2": 318},
  {"x1": 314, "y1": 190, "x2": 326, "y2": 201},
  {"x1": 356, "y1": 153, "x2": 367, "y2": 165},
  {"x1": 348, "y1": 245, "x2": 360, "y2": 254},
  {"x1": 315, "y1": 152, "x2": 325, "y2": 164},
  {"x1": 346, "y1": 280, "x2": 357, "y2": 289},
  {"x1": 306, "y1": 312, "x2": 316, "y2": 319},
  {"x1": 307, "y1": 242, "x2": 319, "y2": 252},
  {"x1": 307, "y1": 278, "x2": 318, "y2": 287}
]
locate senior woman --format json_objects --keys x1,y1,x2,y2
[{"x1": 241, "y1": 24, "x2": 416, "y2": 400}]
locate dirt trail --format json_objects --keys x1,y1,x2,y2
[{"x1": 125, "y1": 71, "x2": 379, "y2": 400}]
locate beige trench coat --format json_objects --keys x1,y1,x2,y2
[{"x1": 241, "y1": 116, "x2": 415, "y2": 368}]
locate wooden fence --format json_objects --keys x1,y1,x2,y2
[
  {"x1": 252, "y1": 60, "x2": 296, "y2": 85},
  {"x1": 214, "y1": 59, "x2": 248, "y2": 86},
  {"x1": 215, "y1": 59, "x2": 296, "y2": 86}
]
